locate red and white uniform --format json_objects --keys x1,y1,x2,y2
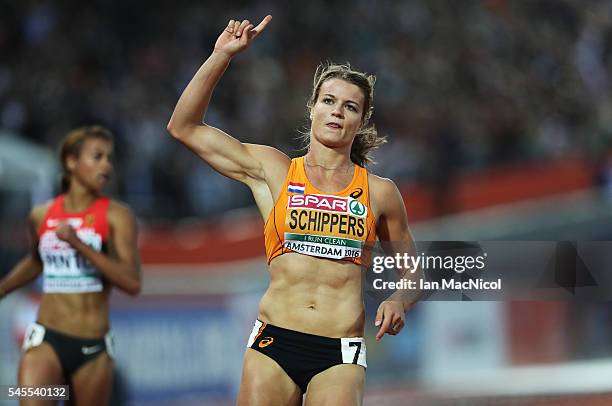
[{"x1": 38, "y1": 195, "x2": 110, "y2": 293}]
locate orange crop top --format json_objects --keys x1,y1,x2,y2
[{"x1": 264, "y1": 156, "x2": 377, "y2": 265}]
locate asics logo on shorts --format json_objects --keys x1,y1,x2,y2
[{"x1": 258, "y1": 337, "x2": 274, "y2": 348}]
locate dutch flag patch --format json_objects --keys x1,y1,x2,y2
[{"x1": 288, "y1": 182, "x2": 305, "y2": 194}]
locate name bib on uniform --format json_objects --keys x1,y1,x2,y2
[
  {"x1": 284, "y1": 194, "x2": 367, "y2": 260},
  {"x1": 40, "y1": 226, "x2": 104, "y2": 293}
]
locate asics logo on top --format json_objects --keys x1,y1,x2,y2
[{"x1": 350, "y1": 188, "x2": 363, "y2": 199}]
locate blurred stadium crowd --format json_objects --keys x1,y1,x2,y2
[{"x1": 1, "y1": 0, "x2": 611, "y2": 219}]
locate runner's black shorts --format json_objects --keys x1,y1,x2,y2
[
  {"x1": 246, "y1": 319, "x2": 366, "y2": 393},
  {"x1": 22, "y1": 322, "x2": 114, "y2": 382}
]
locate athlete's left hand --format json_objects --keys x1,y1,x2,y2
[
  {"x1": 375, "y1": 300, "x2": 406, "y2": 341},
  {"x1": 55, "y1": 222, "x2": 78, "y2": 245}
]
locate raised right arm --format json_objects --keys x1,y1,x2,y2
[
  {"x1": 166, "y1": 16, "x2": 286, "y2": 189},
  {"x1": 0, "y1": 204, "x2": 48, "y2": 300}
]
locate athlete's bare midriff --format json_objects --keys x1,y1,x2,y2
[
  {"x1": 37, "y1": 290, "x2": 111, "y2": 338},
  {"x1": 258, "y1": 252, "x2": 365, "y2": 338}
]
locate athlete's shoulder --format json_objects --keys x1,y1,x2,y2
[
  {"x1": 368, "y1": 174, "x2": 404, "y2": 212},
  {"x1": 245, "y1": 144, "x2": 292, "y2": 191},
  {"x1": 29, "y1": 199, "x2": 55, "y2": 226},
  {"x1": 107, "y1": 199, "x2": 136, "y2": 223},
  {"x1": 368, "y1": 173, "x2": 398, "y2": 194}
]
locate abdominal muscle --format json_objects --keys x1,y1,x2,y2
[
  {"x1": 37, "y1": 289, "x2": 111, "y2": 338},
  {"x1": 258, "y1": 252, "x2": 365, "y2": 338}
]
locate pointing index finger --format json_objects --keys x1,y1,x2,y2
[
  {"x1": 376, "y1": 314, "x2": 392, "y2": 341},
  {"x1": 252, "y1": 14, "x2": 272, "y2": 36}
]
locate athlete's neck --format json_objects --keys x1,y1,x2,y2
[
  {"x1": 64, "y1": 183, "x2": 98, "y2": 212},
  {"x1": 304, "y1": 150, "x2": 353, "y2": 173}
]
